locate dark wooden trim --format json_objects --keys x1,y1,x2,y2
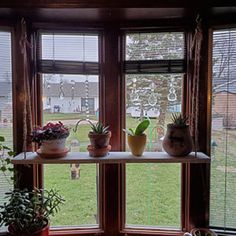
[
  {"x1": 120, "y1": 228, "x2": 183, "y2": 236},
  {"x1": 206, "y1": 28, "x2": 213, "y2": 156},
  {"x1": 50, "y1": 227, "x2": 104, "y2": 236},
  {"x1": 100, "y1": 25, "x2": 123, "y2": 236},
  {"x1": 0, "y1": 0, "x2": 235, "y2": 8}
]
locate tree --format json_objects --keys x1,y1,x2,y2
[{"x1": 126, "y1": 32, "x2": 184, "y2": 142}]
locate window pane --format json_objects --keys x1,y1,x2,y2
[
  {"x1": 126, "y1": 32, "x2": 184, "y2": 60},
  {"x1": 0, "y1": 31, "x2": 13, "y2": 229},
  {"x1": 42, "y1": 74, "x2": 99, "y2": 226},
  {"x1": 42, "y1": 34, "x2": 98, "y2": 62},
  {"x1": 125, "y1": 31, "x2": 184, "y2": 228},
  {"x1": 125, "y1": 74, "x2": 182, "y2": 228},
  {"x1": 210, "y1": 29, "x2": 236, "y2": 229},
  {"x1": 126, "y1": 163, "x2": 181, "y2": 227}
]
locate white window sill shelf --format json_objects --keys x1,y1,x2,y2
[{"x1": 12, "y1": 151, "x2": 210, "y2": 165}]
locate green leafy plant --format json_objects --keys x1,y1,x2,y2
[
  {"x1": 171, "y1": 113, "x2": 188, "y2": 127},
  {"x1": 89, "y1": 122, "x2": 110, "y2": 134},
  {"x1": 0, "y1": 188, "x2": 64, "y2": 235},
  {"x1": 74, "y1": 119, "x2": 110, "y2": 134},
  {"x1": 0, "y1": 136, "x2": 15, "y2": 184},
  {"x1": 123, "y1": 119, "x2": 150, "y2": 136}
]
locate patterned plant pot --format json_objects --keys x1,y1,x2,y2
[{"x1": 162, "y1": 124, "x2": 193, "y2": 157}]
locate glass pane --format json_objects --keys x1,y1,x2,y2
[
  {"x1": 126, "y1": 163, "x2": 181, "y2": 227},
  {"x1": 44, "y1": 164, "x2": 98, "y2": 226},
  {"x1": 42, "y1": 34, "x2": 98, "y2": 62},
  {"x1": 42, "y1": 74, "x2": 99, "y2": 226},
  {"x1": 210, "y1": 29, "x2": 236, "y2": 229},
  {"x1": 0, "y1": 31, "x2": 13, "y2": 205},
  {"x1": 125, "y1": 74, "x2": 182, "y2": 228},
  {"x1": 126, "y1": 32, "x2": 184, "y2": 60}
]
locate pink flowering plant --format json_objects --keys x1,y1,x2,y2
[{"x1": 31, "y1": 122, "x2": 70, "y2": 144}]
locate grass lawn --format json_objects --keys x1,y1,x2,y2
[{"x1": 44, "y1": 112, "x2": 181, "y2": 228}]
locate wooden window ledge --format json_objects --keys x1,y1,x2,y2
[{"x1": 12, "y1": 151, "x2": 210, "y2": 165}]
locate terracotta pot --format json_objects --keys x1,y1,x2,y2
[
  {"x1": 190, "y1": 228, "x2": 217, "y2": 236},
  {"x1": 127, "y1": 134, "x2": 146, "y2": 156},
  {"x1": 8, "y1": 224, "x2": 49, "y2": 236},
  {"x1": 87, "y1": 144, "x2": 111, "y2": 157},
  {"x1": 162, "y1": 124, "x2": 193, "y2": 157},
  {"x1": 40, "y1": 138, "x2": 66, "y2": 153},
  {"x1": 88, "y1": 131, "x2": 111, "y2": 148}
]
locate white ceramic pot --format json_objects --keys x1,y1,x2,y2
[{"x1": 40, "y1": 138, "x2": 66, "y2": 153}]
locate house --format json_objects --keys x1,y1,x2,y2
[
  {"x1": 43, "y1": 81, "x2": 98, "y2": 114},
  {"x1": 212, "y1": 80, "x2": 236, "y2": 128}
]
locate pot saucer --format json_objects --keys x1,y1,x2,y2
[
  {"x1": 87, "y1": 145, "x2": 111, "y2": 157},
  {"x1": 36, "y1": 147, "x2": 69, "y2": 158}
]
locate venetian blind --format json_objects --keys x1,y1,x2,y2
[
  {"x1": 210, "y1": 29, "x2": 236, "y2": 232},
  {"x1": 0, "y1": 31, "x2": 13, "y2": 205},
  {"x1": 37, "y1": 33, "x2": 99, "y2": 74},
  {"x1": 125, "y1": 32, "x2": 186, "y2": 74}
]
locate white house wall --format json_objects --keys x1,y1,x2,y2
[{"x1": 43, "y1": 96, "x2": 98, "y2": 113}]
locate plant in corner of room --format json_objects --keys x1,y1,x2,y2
[
  {"x1": 74, "y1": 119, "x2": 111, "y2": 157},
  {"x1": 162, "y1": 113, "x2": 193, "y2": 157},
  {"x1": 31, "y1": 121, "x2": 70, "y2": 155},
  {"x1": 189, "y1": 228, "x2": 217, "y2": 236},
  {"x1": 0, "y1": 188, "x2": 64, "y2": 236},
  {"x1": 123, "y1": 119, "x2": 150, "y2": 156},
  {"x1": 0, "y1": 135, "x2": 15, "y2": 184}
]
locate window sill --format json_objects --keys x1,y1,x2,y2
[{"x1": 12, "y1": 151, "x2": 210, "y2": 165}]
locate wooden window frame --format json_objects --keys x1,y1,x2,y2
[{"x1": 7, "y1": 19, "x2": 211, "y2": 236}]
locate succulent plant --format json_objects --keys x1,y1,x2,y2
[
  {"x1": 123, "y1": 119, "x2": 150, "y2": 136},
  {"x1": 171, "y1": 113, "x2": 188, "y2": 126},
  {"x1": 90, "y1": 122, "x2": 110, "y2": 134}
]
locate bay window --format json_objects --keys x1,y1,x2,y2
[{"x1": 0, "y1": 18, "x2": 212, "y2": 236}]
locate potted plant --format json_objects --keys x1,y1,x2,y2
[
  {"x1": 184, "y1": 228, "x2": 217, "y2": 236},
  {"x1": 0, "y1": 188, "x2": 64, "y2": 236},
  {"x1": 31, "y1": 122, "x2": 70, "y2": 157},
  {"x1": 123, "y1": 119, "x2": 150, "y2": 156},
  {"x1": 162, "y1": 113, "x2": 193, "y2": 157},
  {"x1": 74, "y1": 119, "x2": 111, "y2": 157},
  {"x1": 0, "y1": 135, "x2": 15, "y2": 183},
  {"x1": 87, "y1": 122, "x2": 111, "y2": 157}
]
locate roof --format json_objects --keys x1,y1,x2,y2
[{"x1": 43, "y1": 82, "x2": 98, "y2": 97}]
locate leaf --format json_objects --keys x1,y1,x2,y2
[
  {"x1": 134, "y1": 119, "x2": 150, "y2": 136},
  {"x1": 122, "y1": 129, "x2": 134, "y2": 136},
  {"x1": 0, "y1": 166, "x2": 7, "y2": 172},
  {"x1": 3, "y1": 146, "x2": 11, "y2": 150},
  {"x1": 0, "y1": 136, "x2": 5, "y2": 142},
  {"x1": 8, "y1": 151, "x2": 15, "y2": 157}
]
